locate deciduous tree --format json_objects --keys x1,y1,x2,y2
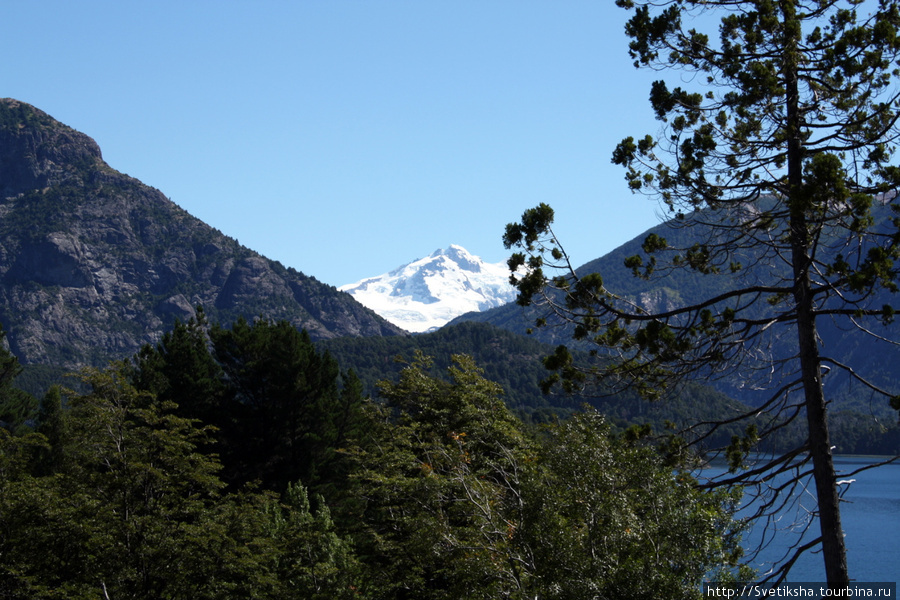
[
  {"x1": 353, "y1": 353, "x2": 743, "y2": 599},
  {"x1": 0, "y1": 364, "x2": 364, "y2": 599}
]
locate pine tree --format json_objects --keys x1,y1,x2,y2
[
  {"x1": 205, "y1": 317, "x2": 367, "y2": 495},
  {"x1": 504, "y1": 0, "x2": 900, "y2": 586},
  {"x1": 0, "y1": 324, "x2": 36, "y2": 434}
]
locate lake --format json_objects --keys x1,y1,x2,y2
[{"x1": 708, "y1": 455, "x2": 899, "y2": 583}]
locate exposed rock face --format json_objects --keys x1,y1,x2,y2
[{"x1": 0, "y1": 99, "x2": 404, "y2": 368}]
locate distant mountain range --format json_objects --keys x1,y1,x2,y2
[
  {"x1": 2, "y1": 97, "x2": 897, "y2": 451},
  {"x1": 339, "y1": 244, "x2": 515, "y2": 333},
  {"x1": 0, "y1": 94, "x2": 741, "y2": 440},
  {"x1": 0, "y1": 99, "x2": 404, "y2": 371}
]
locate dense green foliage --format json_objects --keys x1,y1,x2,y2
[
  {"x1": 0, "y1": 325, "x2": 36, "y2": 435},
  {"x1": 321, "y1": 321, "x2": 565, "y2": 417},
  {"x1": 324, "y1": 321, "x2": 900, "y2": 454},
  {"x1": 0, "y1": 316, "x2": 747, "y2": 598},
  {"x1": 351, "y1": 353, "x2": 746, "y2": 599},
  {"x1": 130, "y1": 310, "x2": 367, "y2": 497},
  {"x1": 0, "y1": 366, "x2": 361, "y2": 599}
]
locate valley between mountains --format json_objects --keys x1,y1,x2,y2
[
  {"x1": 0, "y1": 97, "x2": 897, "y2": 454},
  {"x1": 1, "y1": 95, "x2": 899, "y2": 598}
]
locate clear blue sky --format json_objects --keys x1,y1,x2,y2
[{"x1": 3, "y1": 1, "x2": 665, "y2": 287}]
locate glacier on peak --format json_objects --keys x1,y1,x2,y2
[{"x1": 338, "y1": 245, "x2": 516, "y2": 333}]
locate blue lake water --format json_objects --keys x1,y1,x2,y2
[{"x1": 709, "y1": 456, "x2": 899, "y2": 584}]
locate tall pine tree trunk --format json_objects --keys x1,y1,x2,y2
[
  {"x1": 791, "y1": 218, "x2": 848, "y2": 585},
  {"x1": 782, "y1": 0, "x2": 848, "y2": 585}
]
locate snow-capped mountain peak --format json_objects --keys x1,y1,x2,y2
[{"x1": 339, "y1": 245, "x2": 516, "y2": 333}]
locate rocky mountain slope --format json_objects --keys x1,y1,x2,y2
[
  {"x1": 339, "y1": 244, "x2": 516, "y2": 333},
  {"x1": 0, "y1": 99, "x2": 404, "y2": 369}
]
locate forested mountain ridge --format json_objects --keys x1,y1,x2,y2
[
  {"x1": 452, "y1": 207, "x2": 900, "y2": 416},
  {"x1": 448, "y1": 218, "x2": 725, "y2": 340},
  {"x1": 0, "y1": 99, "x2": 404, "y2": 370}
]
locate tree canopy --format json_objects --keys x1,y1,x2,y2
[
  {"x1": 0, "y1": 331, "x2": 746, "y2": 598},
  {"x1": 0, "y1": 365, "x2": 361, "y2": 599},
  {"x1": 130, "y1": 311, "x2": 367, "y2": 498},
  {"x1": 0, "y1": 323, "x2": 36, "y2": 435},
  {"x1": 350, "y1": 352, "x2": 745, "y2": 599}
]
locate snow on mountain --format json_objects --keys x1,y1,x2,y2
[{"x1": 338, "y1": 245, "x2": 517, "y2": 333}]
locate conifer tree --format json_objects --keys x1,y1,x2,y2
[
  {"x1": 0, "y1": 364, "x2": 366, "y2": 599},
  {"x1": 0, "y1": 324, "x2": 36, "y2": 434},
  {"x1": 131, "y1": 307, "x2": 227, "y2": 429},
  {"x1": 208, "y1": 317, "x2": 358, "y2": 493},
  {"x1": 34, "y1": 385, "x2": 68, "y2": 475},
  {"x1": 504, "y1": 0, "x2": 900, "y2": 586},
  {"x1": 131, "y1": 314, "x2": 367, "y2": 497}
]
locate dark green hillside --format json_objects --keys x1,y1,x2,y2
[
  {"x1": 0, "y1": 99, "x2": 403, "y2": 371},
  {"x1": 321, "y1": 321, "x2": 761, "y2": 448},
  {"x1": 0, "y1": 331, "x2": 746, "y2": 598},
  {"x1": 321, "y1": 321, "x2": 565, "y2": 418}
]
